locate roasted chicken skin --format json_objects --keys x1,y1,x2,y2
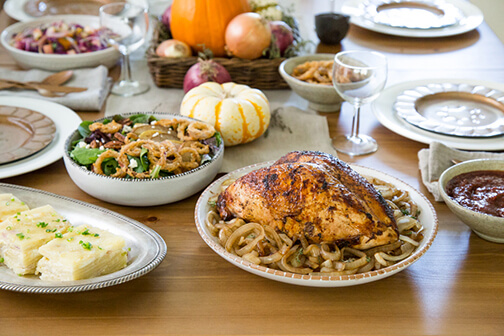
[{"x1": 217, "y1": 151, "x2": 398, "y2": 249}]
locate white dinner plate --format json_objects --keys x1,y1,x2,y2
[
  {"x1": 195, "y1": 161, "x2": 438, "y2": 287},
  {"x1": 373, "y1": 78, "x2": 504, "y2": 150},
  {"x1": 0, "y1": 183, "x2": 167, "y2": 293},
  {"x1": 4, "y1": 0, "x2": 149, "y2": 22},
  {"x1": 341, "y1": 0, "x2": 483, "y2": 38},
  {"x1": 0, "y1": 97, "x2": 81, "y2": 179}
]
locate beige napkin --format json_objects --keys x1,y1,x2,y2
[
  {"x1": 221, "y1": 106, "x2": 338, "y2": 172},
  {"x1": 0, "y1": 66, "x2": 111, "y2": 111},
  {"x1": 418, "y1": 141, "x2": 504, "y2": 201}
]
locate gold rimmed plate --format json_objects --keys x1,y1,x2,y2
[
  {"x1": 360, "y1": 0, "x2": 463, "y2": 29},
  {"x1": 394, "y1": 83, "x2": 504, "y2": 138},
  {"x1": 0, "y1": 106, "x2": 56, "y2": 165},
  {"x1": 23, "y1": 0, "x2": 119, "y2": 17}
]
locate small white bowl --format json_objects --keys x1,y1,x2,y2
[
  {"x1": 63, "y1": 112, "x2": 224, "y2": 207},
  {"x1": 279, "y1": 54, "x2": 343, "y2": 112},
  {"x1": 439, "y1": 159, "x2": 504, "y2": 243},
  {"x1": 0, "y1": 15, "x2": 121, "y2": 71}
]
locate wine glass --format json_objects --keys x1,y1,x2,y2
[
  {"x1": 100, "y1": 2, "x2": 149, "y2": 96},
  {"x1": 332, "y1": 50, "x2": 387, "y2": 156}
]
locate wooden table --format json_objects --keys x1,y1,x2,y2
[{"x1": 1, "y1": 2, "x2": 503, "y2": 335}]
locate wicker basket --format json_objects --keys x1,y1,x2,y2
[{"x1": 146, "y1": 23, "x2": 290, "y2": 90}]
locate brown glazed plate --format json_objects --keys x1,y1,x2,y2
[{"x1": 0, "y1": 105, "x2": 56, "y2": 165}]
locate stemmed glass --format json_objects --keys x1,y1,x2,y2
[
  {"x1": 100, "y1": 2, "x2": 149, "y2": 96},
  {"x1": 332, "y1": 50, "x2": 388, "y2": 156}
]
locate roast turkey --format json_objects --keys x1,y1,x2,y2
[{"x1": 216, "y1": 151, "x2": 398, "y2": 249}]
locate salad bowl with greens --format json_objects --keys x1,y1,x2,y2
[{"x1": 63, "y1": 112, "x2": 224, "y2": 206}]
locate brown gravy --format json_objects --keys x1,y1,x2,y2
[{"x1": 446, "y1": 170, "x2": 504, "y2": 218}]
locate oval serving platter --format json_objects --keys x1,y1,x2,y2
[
  {"x1": 0, "y1": 105, "x2": 56, "y2": 165},
  {"x1": 394, "y1": 83, "x2": 504, "y2": 138},
  {"x1": 194, "y1": 161, "x2": 438, "y2": 287},
  {"x1": 0, "y1": 183, "x2": 167, "y2": 293}
]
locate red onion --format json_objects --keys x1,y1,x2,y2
[
  {"x1": 161, "y1": 5, "x2": 172, "y2": 30},
  {"x1": 269, "y1": 21, "x2": 294, "y2": 56},
  {"x1": 183, "y1": 59, "x2": 232, "y2": 93}
]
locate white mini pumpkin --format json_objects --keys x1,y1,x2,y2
[{"x1": 180, "y1": 82, "x2": 271, "y2": 146}]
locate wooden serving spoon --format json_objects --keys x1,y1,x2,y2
[
  {"x1": 34, "y1": 70, "x2": 74, "y2": 97},
  {"x1": 0, "y1": 70, "x2": 86, "y2": 97}
]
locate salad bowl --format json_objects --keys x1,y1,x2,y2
[
  {"x1": 63, "y1": 112, "x2": 225, "y2": 207},
  {"x1": 0, "y1": 15, "x2": 120, "y2": 71}
]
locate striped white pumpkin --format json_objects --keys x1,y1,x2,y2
[{"x1": 180, "y1": 82, "x2": 271, "y2": 146}]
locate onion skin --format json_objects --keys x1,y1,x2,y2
[
  {"x1": 183, "y1": 60, "x2": 232, "y2": 93},
  {"x1": 161, "y1": 5, "x2": 172, "y2": 30},
  {"x1": 270, "y1": 21, "x2": 294, "y2": 56},
  {"x1": 156, "y1": 39, "x2": 192, "y2": 58},
  {"x1": 225, "y1": 12, "x2": 272, "y2": 60}
]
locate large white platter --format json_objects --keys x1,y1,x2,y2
[
  {"x1": 341, "y1": 0, "x2": 483, "y2": 38},
  {"x1": 0, "y1": 183, "x2": 167, "y2": 293},
  {"x1": 0, "y1": 97, "x2": 81, "y2": 179},
  {"x1": 372, "y1": 78, "x2": 504, "y2": 150},
  {"x1": 195, "y1": 161, "x2": 438, "y2": 287}
]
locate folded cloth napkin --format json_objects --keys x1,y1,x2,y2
[
  {"x1": 221, "y1": 106, "x2": 338, "y2": 172},
  {"x1": 0, "y1": 66, "x2": 111, "y2": 111},
  {"x1": 418, "y1": 141, "x2": 504, "y2": 201}
]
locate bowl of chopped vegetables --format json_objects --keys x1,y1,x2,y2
[
  {"x1": 63, "y1": 112, "x2": 225, "y2": 206},
  {"x1": 0, "y1": 15, "x2": 121, "y2": 71}
]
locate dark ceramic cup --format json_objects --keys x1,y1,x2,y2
[{"x1": 315, "y1": 13, "x2": 350, "y2": 45}]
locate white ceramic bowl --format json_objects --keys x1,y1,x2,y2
[
  {"x1": 0, "y1": 15, "x2": 121, "y2": 71},
  {"x1": 439, "y1": 159, "x2": 504, "y2": 243},
  {"x1": 63, "y1": 112, "x2": 224, "y2": 207},
  {"x1": 279, "y1": 54, "x2": 343, "y2": 112},
  {"x1": 195, "y1": 161, "x2": 438, "y2": 287}
]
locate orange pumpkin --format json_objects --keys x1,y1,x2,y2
[{"x1": 170, "y1": 0, "x2": 250, "y2": 57}]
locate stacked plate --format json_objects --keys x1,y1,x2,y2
[
  {"x1": 342, "y1": 0, "x2": 484, "y2": 37},
  {"x1": 0, "y1": 97, "x2": 82, "y2": 179},
  {"x1": 372, "y1": 79, "x2": 504, "y2": 151}
]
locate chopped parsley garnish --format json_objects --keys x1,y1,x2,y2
[
  {"x1": 0, "y1": 257, "x2": 4, "y2": 263},
  {"x1": 37, "y1": 222, "x2": 49, "y2": 228},
  {"x1": 55, "y1": 233, "x2": 63, "y2": 238},
  {"x1": 79, "y1": 240, "x2": 92, "y2": 250},
  {"x1": 6, "y1": 226, "x2": 11, "y2": 230},
  {"x1": 45, "y1": 228, "x2": 57, "y2": 233},
  {"x1": 81, "y1": 229, "x2": 91, "y2": 235},
  {"x1": 16, "y1": 233, "x2": 25, "y2": 240},
  {"x1": 53, "y1": 219, "x2": 61, "y2": 222}
]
